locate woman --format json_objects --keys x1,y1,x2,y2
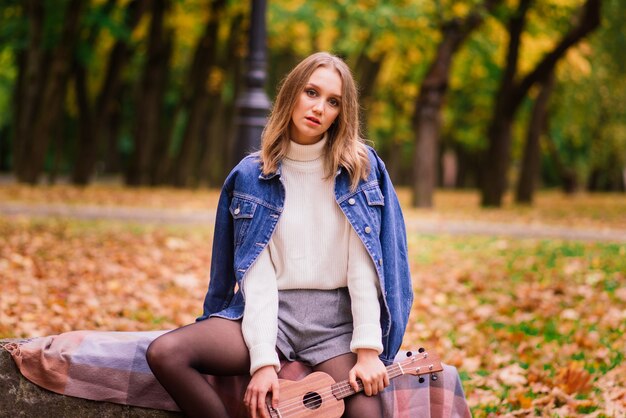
[{"x1": 146, "y1": 52, "x2": 413, "y2": 418}]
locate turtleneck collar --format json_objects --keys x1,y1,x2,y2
[{"x1": 286, "y1": 134, "x2": 327, "y2": 162}]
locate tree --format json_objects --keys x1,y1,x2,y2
[
  {"x1": 13, "y1": 0, "x2": 83, "y2": 184},
  {"x1": 125, "y1": 0, "x2": 172, "y2": 186},
  {"x1": 171, "y1": 0, "x2": 226, "y2": 187},
  {"x1": 480, "y1": 0, "x2": 602, "y2": 207},
  {"x1": 546, "y1": 0, "x2": 626, "y2": 193},
  {"x1": 411, "y1": 0, "x2": 501, "y2": 208},
  {"x1": 515, "y1": 70, "x2": 556, "y2": 203},
  {"x1": 72, "y1": 0, "x2": 147, "y2": 185}
]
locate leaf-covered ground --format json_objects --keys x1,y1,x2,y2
[
  {"x1": 408, "y1": 236, "x2": 625, "y2": 417},
  {"x1": 1, "y1": 186, "x2": 625, "y2": 417}
]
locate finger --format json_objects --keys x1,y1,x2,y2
[
  {"x1": 364, "y1": 381, "x2": 372, "y2": 396},
  {"x1": 257, "y1": 391, "x2": 268, "y2": 418},
  {"x1": 249, "y1": 393, "x2": 257, "y2": 418},
  {"x1": 272, "y1": 381, "x2": 280, "y2": 408},
  {"x1": 349, "y1": 370, "x2": 359, "y2": 392},
  {"x1": 370, "y1": 380, "x2": 378, "y2": 396},
  {"x1": 370, "y1": 381, "x2": 377, "y2": 396},
  {"x1": 244, "y1": 390, "x2": 252, "y2": 411},
  {"x1": 369, "y1": 379, "x2": 377, "y2": 396}
]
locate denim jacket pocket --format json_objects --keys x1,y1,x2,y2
[
  {"x1": 363, "y1": 184, "x2": 385, "y2": 206},
  {"x1": 362, "y1": 184, "x2": 384, "y2": 234},
  {"x1": 229, "y1": 196, "x2": 257, "y2": 246}
]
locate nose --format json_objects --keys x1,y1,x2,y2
[{"x1": 312, "y1": 99, "x2": 324, "y2": 114}]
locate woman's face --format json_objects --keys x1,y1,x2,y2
[{"x1": 289, "y1": 66, "x2": 342, "y2": 145}]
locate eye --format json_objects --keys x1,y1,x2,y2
[
  {"x1": 305, "y1": 89, "x2": 317, "y2": 97},
  {"x1": 328, "y1": 98, "x2": 340, "y2": 107}
]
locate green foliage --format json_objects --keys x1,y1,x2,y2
[
  {"x1": 0, "y1": 0, "x2": 623, "y2": 194},
  {"x1": 0, "y1": 49, "x2": 15, "y2": 128},
  {"x1": 0, "y1": 2, "x2": 22, "y2": 128},
  {"x1": 41, "y1": 0, "x2": 72, "y2": 50},
  {"x1": 547, "y1": 0, "x2": 626, "y2": 191},
  {"x1": 0, "y1": 1, "x2": 27, "y2": 50}
]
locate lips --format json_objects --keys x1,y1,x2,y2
[{"x1": 305, "y1": 116, "x2": 321, "y2": 125}]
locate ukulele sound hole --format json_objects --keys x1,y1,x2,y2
[{"x1": 302, "y1": 391, "x2": 322, "y2": 410}]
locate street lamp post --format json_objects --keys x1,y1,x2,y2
[{"x1": 232, "y1": 0, "x2": 271, "y2": 166}]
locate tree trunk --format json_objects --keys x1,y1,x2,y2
[
  {"x1": 148, "y1": 32, "x2": 174, "y2": 186},
  {"x1": 197, "y1": 12, "x2": 245, "y2": 187},
  {"x1": 72, "y1": 0, "x2": 146, "y2": 185},
  {"x1": 515, "y1": 71, "x2": 556, "y2": 204},
  {"x1": 13, "y1": 0, "x2": 45, "y2": 181},
  {"x1": 354, "y1": 48, "x2": 384, "y2": 106},
  {"x1": 454, "y1": 144, "x2": 482, "y2": 189},
  {"x1": 411, "y1": 0, "x2": 499, "y2": 208},
  {"x1": 0, "y1": 125, "x2": 9, "y2": 171},
  {"x1": 357, "y1": 59, "x2": 383, "y2": 137},
  {"x1": 103, "y1": 93, "x2": 125, "y2": 174},
  {"x1": 16, "y1": 0, "x2": 83, "y2": 184},
  {"x1": 481, "y1": 0, "x2": 601, "y2": 206},
  {"x1": 353, "y1": 38, "x2": 385, "y2": 136},
  {"x1": 103, "y1": 1, "x2": 148, "y2": 177},
  {"x1": 126, "y1": 0, "x2": 171, "y2": 186},
  {"x1": 72, "y1": 60, "x2": 94, "y2": 184},
  {"x1": 47, "y1": 110, "x2": 68, "y2": 185},
  {"x1": 172, "y1": 0, "x2": 226, "y2": 187},
  {"x1": 72, "y1": 0, "x2": 112, "y2": 184},
  {"x1": 543, "y1": 131, "x2": 579, "y2": 194},
  {"x1": 480, "y1": 0, "x2": 532, "y2": 206}
]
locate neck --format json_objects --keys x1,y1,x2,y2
[{"x1": 286, "y1": 134, "x2": 327, "y2": 162}]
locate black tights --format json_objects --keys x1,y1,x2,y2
[{"x1": 146, "y1": 318, "x2": 382, "y2": 418}]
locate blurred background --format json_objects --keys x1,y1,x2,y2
[
  {"x1": 0, "y1": 0, "x2": 624, "y2": 208},
  {"x1": 2, "y1": 2, "x2": 626, "y2": 415}
]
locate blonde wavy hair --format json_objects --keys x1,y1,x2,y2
[{"x1": 260, "y1": 52, "x2": 370, "y2": 190}]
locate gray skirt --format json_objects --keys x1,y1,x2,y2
[{"x1": 275, "y1": 287, "x2": 354, "y2": 366}]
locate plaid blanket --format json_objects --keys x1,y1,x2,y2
[{"x1": 3, "y1": 330, "x2": 471, "y2": 417}]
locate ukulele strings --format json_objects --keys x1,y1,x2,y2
[
  {"x1": 268, "y1": 378, "x2": 380, "y2": 417},
  {"x1": 268, "y1": 364, "x2": 406, "y2": 416},
  {"x1": 268, "y1": 377, "x2": 360, "y2": 416},
  {"x1": 268, "y1": 386, "x2": 340, "y2": 417},
  {"x1": 268, "y1": 381, "x2": 342, "y2": 416}
]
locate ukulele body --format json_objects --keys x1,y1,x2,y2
[
  {"x1": 267, "y1": 371, "x2": 344, "y2": 418},
  {"x1": 265, "y1": 349, "x2": 443, "y2": 418}
]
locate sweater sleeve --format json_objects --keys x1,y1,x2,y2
[
  {"x1": 347, "y1": 228, "x2": 384, "y2": 354},
  {"x1": 242, "y1": 246, "x2": 281, "y2": 375}
]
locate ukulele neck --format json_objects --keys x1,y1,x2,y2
[{"x1": 331, "y1": 363, "x2": 404, "y2": 400}]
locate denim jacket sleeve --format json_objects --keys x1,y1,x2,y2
[
  {"x1": 196, "y1": 171, "x2": 237, "y2": 319},
  {"x1": 369, "y1": 147, "x2": 414, "y2": 363}
]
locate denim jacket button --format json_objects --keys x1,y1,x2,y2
[
  {"x1": 348, "y1": 198, "x2": 356, "y2": 205},
  {"x1": 364, "y1": 226, "x2": 372, "y2": 234},
  {"x1": 234, "y1": 207, "x2": 241, "y2": 215}
]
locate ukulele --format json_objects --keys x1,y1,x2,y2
[{"x1": 265, "y1": 348, "x2": 443, "y2": 418}]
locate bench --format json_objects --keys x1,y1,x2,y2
[{"x1": 1, "y1": 331, "x2": 471, "y2": 417}]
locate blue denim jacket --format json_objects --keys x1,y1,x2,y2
[{"x1": 197, "y1": 146, "x2": 413, "y2": 365}]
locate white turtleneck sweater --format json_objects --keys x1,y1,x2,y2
[{"x1": 242, "y1": 137, "x2": 383, "y2": 375}]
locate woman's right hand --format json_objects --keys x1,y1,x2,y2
[{"x1": 244, "y1": 365, "x2": 280, "y2": 418}]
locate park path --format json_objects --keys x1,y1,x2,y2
[{"x1": 0, "y1": 201, "x2": 625, "y2": 243}]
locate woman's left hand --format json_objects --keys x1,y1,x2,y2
[{"x1": 348, "y1": 349, "x2": 389, "y2": 396}]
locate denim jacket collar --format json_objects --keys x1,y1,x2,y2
[
  {"x1": 258, "y1": 165, "x2": 281, "y2": 180},
  {"x1": 259, "y1": 163, "x2": 342, "y2": 181}
]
